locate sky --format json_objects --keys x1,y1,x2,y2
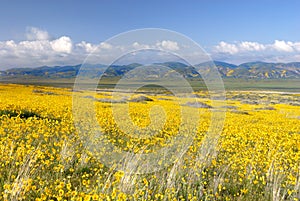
[{"x1": 0, "y1": 0, "x2": 300, "y2": 69}]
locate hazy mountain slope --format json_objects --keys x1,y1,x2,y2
[{"x1": 1, "y1": 61, "x2": 300, "y2": 79}]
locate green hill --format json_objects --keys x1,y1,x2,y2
[{"x1": 1, "y1": 61, "x2": 300, "y2": 80}]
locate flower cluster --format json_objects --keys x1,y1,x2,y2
[{"x1": 0, "y1": 84, "x2": 299, "y2": 200}]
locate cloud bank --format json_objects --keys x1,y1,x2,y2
[
  {"x1": 0, "y1": 27, "x2": 300, "y2": 69},
  {"x1": 213, "y1": 40, "x2": 300, "y2": 64},
  {"x1": 0, "y1": 27, "x2": 187, "y2": 69}
]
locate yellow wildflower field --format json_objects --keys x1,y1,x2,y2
[{"x1": 0, "y1": 84, "x2": 299, "y2": 200}]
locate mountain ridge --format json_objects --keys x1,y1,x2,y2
[{"x1": 1, "y1": 61, "x2": 300, "y2": 79}]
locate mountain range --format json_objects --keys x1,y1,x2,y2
[{"x1": 1, "y1": 61, "x2": 300, "y2": 79}]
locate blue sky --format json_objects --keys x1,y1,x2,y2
[{"x1": 0, "y1": 0, "x2": 300, "y2": 68}]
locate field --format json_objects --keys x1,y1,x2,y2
[
  {"x1": 0, "y1": 83, "x2": 300, "y2": 200},
  {"x1": 1, "y1": 77, "x2": 300, "y2": 92}
]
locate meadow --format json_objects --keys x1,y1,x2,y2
[{"x1": 0, "y1": 83, "x2": 300, "y2": 200}]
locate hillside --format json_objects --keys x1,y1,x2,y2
[
  {"x1": 1, "y1": 61, "x2": 300, "y2": 80},
  {"x1": 198, "y1": 61, "x2": 300, "y2": 79}
]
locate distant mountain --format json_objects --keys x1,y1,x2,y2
[
  {"x1": 237, "y1": 61, "x2": 300, "y2": 78},
  {"x1": 1, "y1": 61, "x2": 300, "y2": 80},
  {"x1": 197, "y1": 61, "x2": 300, "y2": 79},
  {"x1": 3, "y1": 64, "x2": 82, "y2": 78}
]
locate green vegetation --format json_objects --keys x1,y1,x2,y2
[{"x1": 1, "y1": 76, "x2": 300, "y2": 92}]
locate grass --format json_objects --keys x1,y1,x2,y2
[
  {"x1": 1, "y1": 76, "x2": 300, "y2": 92},
  {"x1": 222, "y1": 78, "x2": 300, "y2": 92}
]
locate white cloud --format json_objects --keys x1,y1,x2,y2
[
  {"x1": 0, "y1": 27, "x2": 123, "y2": 68},
  {"x1": 215, "y1": 41, "x2": 239, "y2": 54},
  {"x1": 132, "y1": 42, "x2": 150, "y2": 49},
  {"x1": 239, "y1": 41, "x2": 266, "y2": 51},
  {"x1": 156, "y1": 40, "x2": 179, "y2": 51},
  {"x1": 132, "y1": 42, "x2": 139, "y2": 48},
  {"x1": 213, "y1": 40, "x2": 300, "y2": 64},
  {"x1": 76, "y1": 41, "x2": 96, "y2": 53},
  {"x1": 272, "y1": 40, "x2": 294, "y2": 52},
  {"x1": 50, "y1": 36, "x2": 73, "y2": 53},
  {"x1": 1, "y1": 27, "x2": 300, "y2": 69},
  {"x1": 292, "y1": 42, "x2": 300, "y2": 51},
  {"x1": 215, "y1": 40, "x2": 300, "y2": 54},
  {"x1": 133, "y1": 41, "x2": 181, "y2": 51},
  {"x1": 99, "y1": 42, "x2": 112, "y2": 50},
  {"x1": 0, "y1": 28, "x2": 78, "y2": 68},
  {"x1": 215, "y1": 41, "x2": 267, "y2": 54},
  {"x1": 26, "y1": 27, "x2": 50, "y2": 41},
  {"x1": 19, "y1": 40, "x2": 50, "y2": 52}
]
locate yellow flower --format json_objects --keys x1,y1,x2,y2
[
  {"x1": 66, "y1": 183, "x2": 71, "y2": 190},
  {"x1": 241, "y1": 188, "x2": 248, "y2": 194},
  {"x1": 58, "y1": 189, "x2": 64, "y2": 197},
  {"x1": 92, "y1": 194, "x2": 99, "y2": 200},
  {"x1": 143, "y1": 178, "x2": 148, "y2": 186}
]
